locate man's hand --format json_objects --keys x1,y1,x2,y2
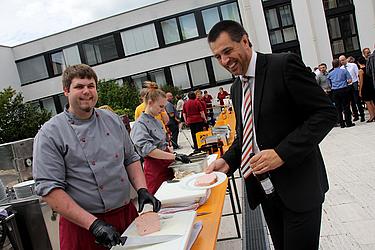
[
  {"x1": 137, "y1": 188, "x2": 161, "y2": 213},
  {"x1": 89, "y1": 219, "x2": 121, "y2": 248},
  {"x1": 249, "y1": 149, "x2": 284, "y2": 175},
  {"x1": 205, "y1": 158, "x2": 230, "y2": 174},
  {"x1": 175, "y1": 153, "x2": 191, "y2": 163}
]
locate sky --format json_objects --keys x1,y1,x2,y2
[{"x1": 0, "y1": 0, "x2": 162, "y2": 47}]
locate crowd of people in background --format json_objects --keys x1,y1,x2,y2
[{"x1": 314, "y1": 47, "x2": 375, "y2": 127}]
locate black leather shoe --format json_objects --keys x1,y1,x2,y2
[
  {"x1": 360, "y1": 117, "x2": 365, "y2": 122},
  {"x1": 346, "y1": 123, "x2": 355, "y2": 127},
  {"x1": 340, "y1": 124, "x2": 346, "y2": 128},
  {"x1": 353, "y1": 117, "x2": 359, "y2": 121}
]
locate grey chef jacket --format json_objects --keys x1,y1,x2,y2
[
  {"x1": 130, "y1": 113, "x2": 168, "y2": 157},
  {"x1": 33, "y1": 107, "x2": 140, "y2": 213}
]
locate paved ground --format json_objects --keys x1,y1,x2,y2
[{"x1": 175, "y1": 112, "x2": 375, "y2": 249}]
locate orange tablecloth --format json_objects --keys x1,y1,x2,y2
[{"x1": 191, "y1": 178, "x2": 228, "y2": 250}]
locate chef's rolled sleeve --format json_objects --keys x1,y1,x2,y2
[{"x1": 33, "y1": 130, "x2": 67, "y2": 197}]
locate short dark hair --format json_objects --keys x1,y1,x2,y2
[
  {"x1": 332, "y1": 59, "x2": 340, "y2": 68},
  {"x1": 188, "y1": 91, "x2": 196, "y2": 100},
  {"x1": 357, "y1": 56, "x2": 366, "y2": 65},
  {"x1": 204, "y1": 90, "x2": 208, "y2": 94},
  {"x1": 319, "y1": 63, "x2": 327, "y2": 68},
  {"x1": 62, "y1": 64, "x2": 98, "y2": 91},
  {"x1": 207, "y1": 20, "x2": 252, "y2": 47}
]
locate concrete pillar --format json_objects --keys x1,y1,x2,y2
[
  {"x1": 0, "y1": 46, "x2": 21, "y2": 92},
  {"x1": 352, "y1": 0, "x2": 375, "y2": 50},
  {"x1": 238, "y1": 0, "x2": 272, "y2": 53},
  {"x1": 291, "y1": 0, "x2": 332, "y2": 67}
]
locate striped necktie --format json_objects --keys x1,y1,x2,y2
[{"x1": 241, "y1": 76, "x2": 254, "y2": 179}]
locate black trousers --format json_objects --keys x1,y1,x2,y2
[
  {"x1": 349, "y1": 83, "x2": 364, "y2": 118},
  {"x1": 261, "y1": 194, "x2": 322, "y2": 250},
  {"x1": 167, "y1": 122, "x2": 179, "y2": 149},
  {"x1": 189, "y1": 122, "x2": 205, "y2": 150},
  {"x1": 332, "y1": 87, "x2": 352, "y2": 126}
]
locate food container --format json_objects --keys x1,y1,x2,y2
[{"x1": 169, "y1": 157, "x2": 208, "y2": 180}]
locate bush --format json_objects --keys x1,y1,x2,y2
[{"x1": 0, "y1": 87, "x2": 51, "y2": 144}]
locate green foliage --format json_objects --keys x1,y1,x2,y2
[
  {"x1": 160, "y1": 84, "x2": 183, "y2": 104},
  {"x1": 96, "y1": 79, "x2": 140, "y2": 121},
  {"x1": 0, "y1": 87, "x2": 51, "y2": 144}
]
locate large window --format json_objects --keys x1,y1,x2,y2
[
  {"x1": 189, "y1": 60, "x2": 209, "y2": 87},
  {"x1": 262, "y1": 1, "x2": 300, "y2": 55},
  {"x1": 323, "y1": 0, "x2": 360, "y2": 57},
  {"x1": 17, "y1": 56, "x2": 49, "y2": 84},
  {"x1": 81, "y1": 35, "x2": 119, "y2": 65},
  {"x1": 161, "y1": 13, "x2": 198, "y2": 45},
  {"x1": 211, "y1": 57, "x2": 233, "y2": 82},
  {"x1": 121, "y1": 24, "x2": 159, "y2": 55},
  {"x1": 323, "y1": 0, "x2": 352, "y2": 10},
  {"x1": 202, "y1": 2, "x2": 241, "y2": 34},
  {"x1": 131, "y1": 73, "x2": 148, "y2": 90},
  {"x1": 264, "y1": 4, "x2": 297, "y2": 45},
  {"x1": 170, "y1": 64, "x2": 190, "y2": 90},
  {"x1": 63, "y1": 46, "x2": 81, "y2": 66},
  {"x1": 50, "y1": 51, "x2": 65, "y2": 76},
  {"x1": 149, "y1": 69, "x2": 167, "y2": 85}
]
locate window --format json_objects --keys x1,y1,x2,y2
[
  {"x1": 161, "y1": 13, "x2": 198, "y2": 45},
  {"x1": 188, "y1": 60, "x2": 209, "y2": 87},
  {"x1": 17, "y1": 56, "x2": 49, "y2": 84},
  {"x1": 201, "y1": 3, "x2": 241, "y2": 34},
  {"x1": 264, "y1": 5, "x2": 297, "y2": 45},
  {"x1": 202, "y1": 8, "x2": 220, "y2": 34},
  {"x1": 220, "y1": 3, "x2": 241, "y2": 23},
  {"x1": 131, "y1": 73, "x2": 148, "y2": 90},
  {"x1": 170, "y1": 64, "x2": 190, "y2": 89},
  {"x1": 211, "y1": 57, "x2": 233, "y2": 82},
  {"x1": 63, "y1": 46, "x2": 81, "y2": 66},
  {"x1": 81, "y1": 35, "x2": 119, "y2": 65},
  {"x1": 161, "y1": 18, "x2": 180, "y2": 44},
  {"x1": 149, "y1": 69, "x2": 167, "y2": 85},
  {"x1": 323, "y1": 0, "x2": 353, "y2": 10},
  {"x1": 179, "y1": 14, "x2": 198, "y2": 40},
  {"x1": 41, "y1": 97, "x2": 57, "y2": 116},
  {"x1": 323, "y1": 0, "x2": 360, "y2": 57},
  {"x1": 51, "y1": 51, "x2": 65, "y2": 75},
  {"x1": 121, "y1": 24, "x2": 159, "y2": 55},
  {"x1": 59, "y1": 94, "x2": 68, "y2": 110}
]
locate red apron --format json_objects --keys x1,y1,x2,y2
[
  {"x1": 59, "y1": 202, "x2": 138, "y2": 250},
  {"x1": 143, "y1": 156, "x2": 174, "y2": 194}
]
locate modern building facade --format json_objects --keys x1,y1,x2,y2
[{"x1": 0, "y1": 0, "x2": 374, "y2": 115}]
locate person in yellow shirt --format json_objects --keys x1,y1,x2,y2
[{"x1": 134, "y1": 82, "x2": 169, "y2": 131}]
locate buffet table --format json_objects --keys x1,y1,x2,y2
[{"x1": 191, "y1": 177, "x2": 228, "y2": 250}]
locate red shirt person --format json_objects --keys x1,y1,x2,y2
[
  {"x1": 183, "y1": 92, "x2": 207, "y2": 150},
  {"x1": 217, "y1": 87, "x2": 229, "y2": 106}
]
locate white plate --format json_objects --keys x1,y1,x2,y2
[{"x1": 180, "y1": 172, "x2": 227, "y2": 190}]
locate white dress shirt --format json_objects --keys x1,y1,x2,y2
[{"x1": 341, "y1": 62, "x2": 359, "y2": 82}]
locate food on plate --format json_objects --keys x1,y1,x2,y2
[
  {"x1": 194, "y1": 173, "x2": 218, "y2": 187},
  {"x1": 135, "y1": 212, "x2": 161, "y2": 236}
]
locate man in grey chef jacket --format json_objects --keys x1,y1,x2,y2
[{"x1": 33, "y1": 64, "x2": 160, "y2": 250}]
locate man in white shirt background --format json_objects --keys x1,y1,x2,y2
[{"x1": 339, "y1": 55, "x2": 365, "y2": 122}]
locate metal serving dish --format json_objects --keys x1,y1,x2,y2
[{"x1": 169, "y1": 155, "x2": 208, "y2": 180}]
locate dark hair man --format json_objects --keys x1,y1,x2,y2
[
  {"x1": 206, "y1": 20, "x2": 337, "y2": 250},
  {"x1": 33, "y1": 64, "x2": 160, "y2": 250}
]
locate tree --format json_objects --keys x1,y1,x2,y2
[
  {"x1": 96, "y1": 79, "x2": 140, "y2": 120},
  {"x1": 0, "y1": 87, "x2": 51, "y2": 144}
]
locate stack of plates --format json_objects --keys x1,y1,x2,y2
[
  {"x1": 0, "y1": 179, "x2": 6, "y2": 200},
  {"x1": 13, "y1": 180, "x2": 35, "y2": 199}
]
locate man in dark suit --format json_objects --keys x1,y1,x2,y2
[{"x1": 206, "y1": 20, "x2": 337, "y2": 250}]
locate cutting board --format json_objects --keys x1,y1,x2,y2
[
  {"x1": 112, "y1": 210, "x2": 196, "y2": 250},
  {"x1": 155, "y1": 181, "x2": 208, "y2": 207}
]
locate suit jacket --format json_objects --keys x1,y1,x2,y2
[{"x1": 222, "y1": 52, "x2": 337, "y2": 212}]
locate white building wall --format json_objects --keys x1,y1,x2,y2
[
  {"x1": 0, "y1": 46, "x2": 21, "y2": 92},
  {"x1": 238, "y1": 0, "x2": 272, "y2": 53},
  {"x1": 12, "y1": 0, "x2": 227, "y2": 60},
  {"x1": 353, "y1": 0, "x2": 375, "y2": 50},
  {"x1": 292, "y1": 0, "x2": 331, "y2": 68}
]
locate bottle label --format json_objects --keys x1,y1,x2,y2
[{"x1": 260, "y1": 178, "x2": 275, "y2": 195}]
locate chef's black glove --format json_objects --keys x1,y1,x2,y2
[
  {"x1": 175, "y1": 153, "x2": 191, "y2": 163},
  {"x1": 89, "y1": 219, "x2": 121, "y2": 248},
  {"x1": 137, "y1": 188, "x2": 161, "y2": 213}
]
